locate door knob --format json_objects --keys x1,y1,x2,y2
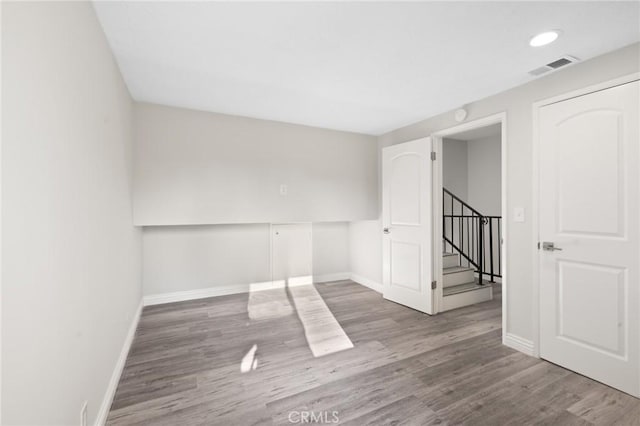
[
  {"x1": 542, "y1": 241, "x2": 562, "y2": 251},
  {"x1": 383, "y1": 228, "x2": 390, "y2": 234}
]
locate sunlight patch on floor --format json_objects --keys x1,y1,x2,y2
[
  {"x1": 240, "y1": 344, "x2": 258, "y2": 373},
  {"x1": 247, "y1": 280, "x2": 293, "y2": 320},
  {"x1": 289, "y1": 282, "x2": 354, "y2": 357}
]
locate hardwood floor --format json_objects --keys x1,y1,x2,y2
[{"x1": 107, "y1": 281, "x2": 640, "y2": 425}]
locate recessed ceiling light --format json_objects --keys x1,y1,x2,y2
[{"x1": 530, "y1": 31, "x2": 560, "y2": 47}]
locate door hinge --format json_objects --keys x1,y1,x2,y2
[
  {"x1": 431, "y1": 280, "x2": 437, "y2": 290},
  {"x1": 537, "y1": 241, "x2": 541, "y2": 250},
  {"x1": 431, "y1": 152, "x2": 436, "y2": 161}
]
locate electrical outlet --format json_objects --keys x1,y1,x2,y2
[
  {"x1": 80, "y1": 401, "x2": 87, "y2": 426},
  {"x1": 279, "y1": 184, "x2": 288, "y2": 196}
]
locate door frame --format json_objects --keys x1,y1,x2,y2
[
  {"x1": 431, "y1": 113, "x2": 508, "y2": 325},
  {"x1": 531, "y1": 72, "x2": 640, "y2": 358}
]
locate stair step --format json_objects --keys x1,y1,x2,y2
[
  {"x1": 443, "y1": 266, "x2": 471, "y2": 273},
  {"x1": 442, "y1": 252, "x2": 459, "y2": 269},
  {"x1": 442, "y1": 282, "x2": 493, "y2": 311},
  {"x1": 443, "y1": 266, "x2": 474, "y2": 287},
  {"x1": 443, "y1": 281, "x2": 486, "y2": 296}
]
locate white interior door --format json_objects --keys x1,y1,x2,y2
[
  {"x1": 382, "y1": 137, "x2": 434, "y2": 314},
  {"x1": 539, "y1": 80, "x2": 640, "y2": 397},
  {"x1": 272, "y1": 223, "x2": 313, "y2": 286}
]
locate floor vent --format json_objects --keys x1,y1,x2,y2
[{"x1": 529, "y1": 55, "x2": 580, "y2": 76}]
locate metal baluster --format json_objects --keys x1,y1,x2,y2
[
  {"x1": 489, "y1": 219, "x2": 494, "y2": 282},
  {"x1": 471, "y1": 213, "x2": 475, "y2": 264},
  {"x1": 460, "y1": 206, "x2": 464, "y2": 261},
  {"x1": 451, "y1": 195, "x2": 454, "y2": 252},
  {"x1": 478, "y1": 217, "x2": 484, "y2": 285},
  {"x1": 442, "y1": 189, "x2": 502, "y2": 280}
]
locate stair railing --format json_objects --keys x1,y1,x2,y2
[{"x1": 443, "y1": 188, "x2": 502, "y2": 284}]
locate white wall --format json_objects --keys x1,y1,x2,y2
[
  {"x1": 442, "y1": 138, "x2": 468, "y2": 201},
  {"x1": 135, "y1": 102, "x2": 369, "y2": 299},
  {"x1": 0, "y1": 1, "x2": 4, "y2": 420},
  {"x1": 348, "y1": 220, "x2": 382, "y2": 288},
  {"x1": 143, "y1": 225, "x2": 270, "y2": 296},
  {"x1": 133, "y1": 103, "x2": 378, "y2": 226},
  {"x1": 312, "y1": 222, "x2": 350, "y2": 279},
  {"x1": 2, "y1": 3, "x2": 141, "y2": 425},
  {"x1": 142, "y1": 222, "x2": 349, "y2": 297},
  {"x1": 350, "y1": 42, "x2": 640, "y2": 341},
  {"x1": 467, "y1": 135, "x2": 501, "y2": 216},
  {"x1": 442, "y1": 135, "x2": 501, "y2": 216}
]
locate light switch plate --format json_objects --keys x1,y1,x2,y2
[
  {"x1": 279, "y1": 184, "x2": 287, "y2": 196},
  {"x1": 514, "y1": 207, "x2": 525, "y2": 223}
]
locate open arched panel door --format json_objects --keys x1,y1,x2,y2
[{"x1": 382, "y1": 137, "x2": 434, "y2": 314}]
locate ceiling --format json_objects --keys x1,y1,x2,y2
[{"x1": 93, "y1": 2, "x2": 640, "y2": 135}]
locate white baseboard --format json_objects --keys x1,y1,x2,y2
[
  {"x1": 95, "y1": 300, "x2": 143, "y2": 426},
  {"x1": 350, "y1": 273, "x2": 382, "y2": 293},
  {"x1": 144, "y1": 273, "x2": 353, "y2": 307},
  {"x1": 314, "y1": 272, "x2": 351, "y2": 283},
  {"x1": 143, "y1": 284, "x2": 250, "y2": 306},
  {"x1": 503, "y1": 332, "x2": 535, "y2": 357}
]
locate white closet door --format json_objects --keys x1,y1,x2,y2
[{"x1": 539, "y1": 80, "x2": 640, "y2": 397}]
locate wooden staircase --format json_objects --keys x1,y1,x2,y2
[{"x1": 442, "y1": 252, "x2": 492, "y2": 311}]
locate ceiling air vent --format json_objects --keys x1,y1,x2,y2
[{"x1": 528, "y1": 55, "x2": 580, "y2": 76}]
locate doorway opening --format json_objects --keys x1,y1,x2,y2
[{"x1": 432, "y1": 114, "x2": 506, "y2": 321}]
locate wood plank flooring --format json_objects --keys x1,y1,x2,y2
[{"x1": 107, "y1": 281, "x2": 640, "y2": 425}]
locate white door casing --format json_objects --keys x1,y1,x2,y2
[
  {"x1": 382, "y1": 137, "x2": 434, "y2": 314},
  {"x1": 538, "y1": 80, "x2": 640, "y2": 397}
]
